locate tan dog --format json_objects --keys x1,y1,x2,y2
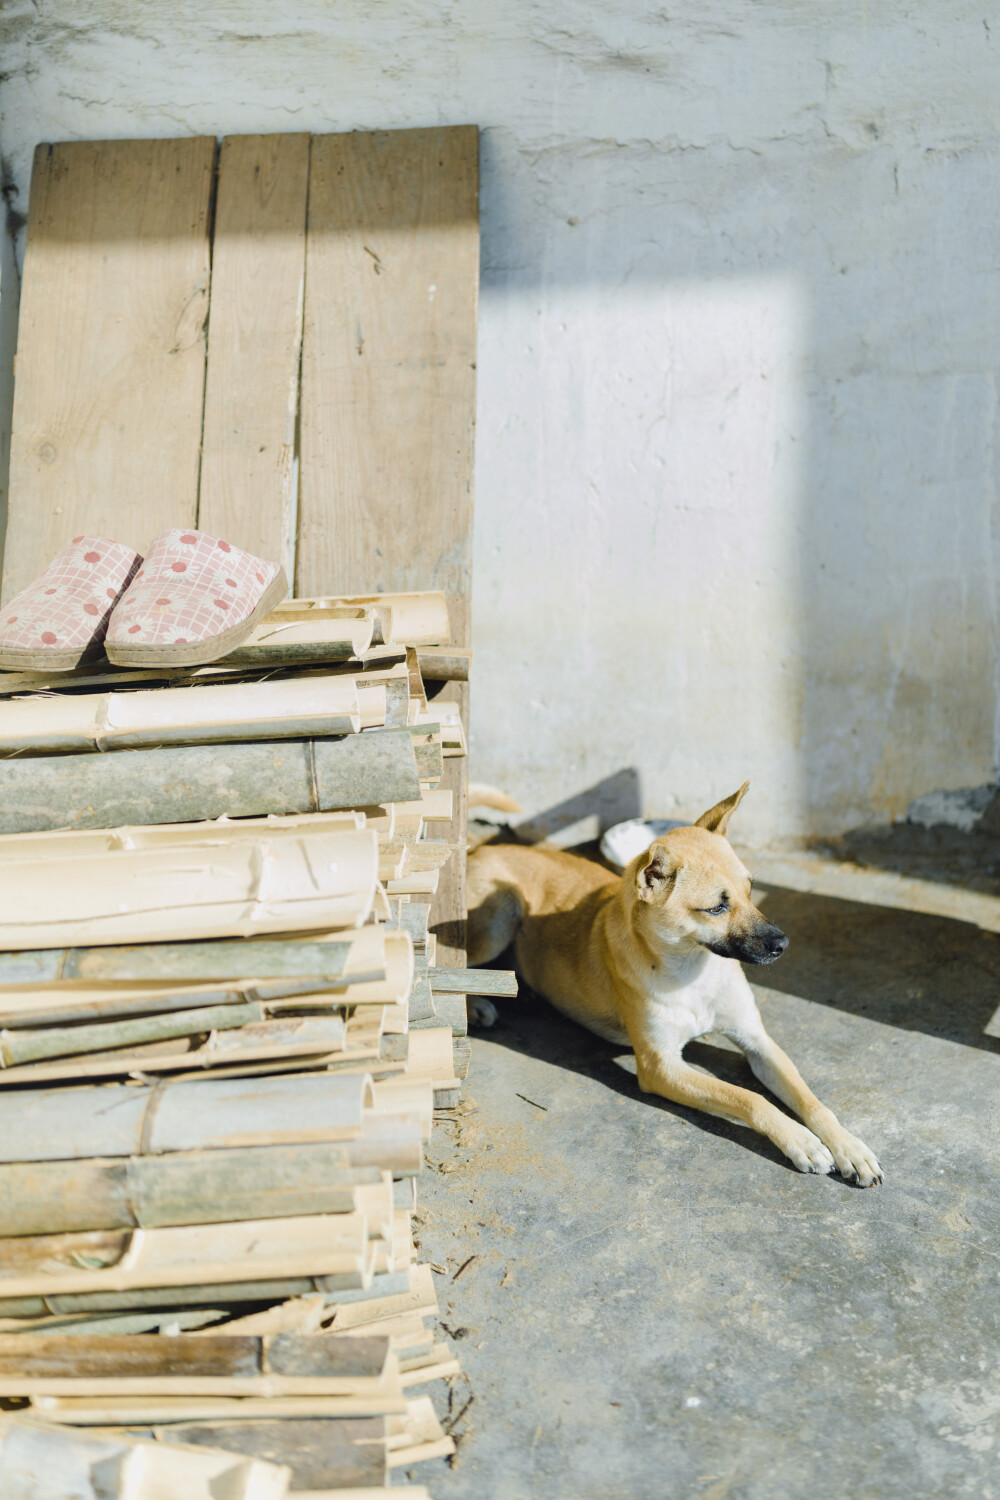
[{"x1": 467, "y1": 782, "x2": 882, "y2": 1186}]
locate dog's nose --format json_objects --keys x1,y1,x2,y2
[{"x1": 765, "y1": 930, "x2": 789, "y2": 957}]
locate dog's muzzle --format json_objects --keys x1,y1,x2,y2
[{"x1": 707, "y1": 924, "x2": 789, "y2": 965}]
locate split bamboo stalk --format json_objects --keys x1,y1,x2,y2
[
  {"x1": 270, "y1": 593, "x2": 450, "y2": 648},
  {"x1": 0, "y1": 1416, "x2": 291, "y2": 1500},
  {"x1": 0, "y1": 1136, "x2": 418, "y2": 1237},
  {"x1": 0, "y1": 1331, "x2": 394, "y2": 1396},
  {"x1": 0, "y1": 675, "x2": 365, "y2": 755},
  {"x1": 0, "y1": 1214, "x2": 380, "y2": 1303},
  {"x1": 0, "y1": 1070, "x2": 375, "y2": 1162},
  {"x1": 0, "y1": 1017, "x2": 353, "y2": 1086},
  {"x1": 0, "y1": 829, "x2": 379, "y2": 949},
  {"x1": 222, "y1": 607, "x2": 375, "y2": 663},
  {"x1": 0, "y1": 728, "x2": 422, "y2": 835},
  {"x1": 0, "y1": 922, "x2": 388, "y2": 988},
  {"x1": 0, "y1": 808, "x2": 365, "y2": 865}
]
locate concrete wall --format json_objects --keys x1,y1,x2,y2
[{"x1": 1, "y1": 1, "x2": 998, "y2": 844}]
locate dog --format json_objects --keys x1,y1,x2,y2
[{"x1": 467, "y1": 782, "x2": 882, "y2": 1186}]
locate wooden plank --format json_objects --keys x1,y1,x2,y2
[
  {"x1": 0, "y1": 729, "x2": 421, "y2": 835},
  {"x1": 199, "y1": 133, "x2": 310, "y2": 569},
  {"x1": 298, "y1": 126, "x2": 478, "y2": 617},
  {"x1": 3, "y1": 138, "x2": 216, "y2": 600}
]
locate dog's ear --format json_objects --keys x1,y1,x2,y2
[
  {"x1": 694, "y1": 780, "x2": 750, "y2": 837},
  {"x1": 636, "y1": 842, "x2": 677, "y2": 904}
]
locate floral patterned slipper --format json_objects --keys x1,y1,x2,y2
[
  {"x1": 0, "y1": 537, "x2": 143, "y2": 671},
  {"x1": 105, "y1": 529, "x2": 288, "y2": 667}
]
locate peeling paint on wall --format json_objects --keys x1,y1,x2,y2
[{"x1": 1, "y1": 0, "x2": 998, "y2": 842}]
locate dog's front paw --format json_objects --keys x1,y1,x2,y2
[
  {"x1": 468, "y1": 997, "x2": 498, "y2": 1028},
  {"x1": 824, "y1": 1129, "x2": 883, "y2": 1187},
  {"x1": 779, "y1": 1122, "x2": 836, "y2": 1176}
]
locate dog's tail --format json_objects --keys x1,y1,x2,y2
[{"x1": 468, "y1": 783, "x2": 522, "y2": 815}]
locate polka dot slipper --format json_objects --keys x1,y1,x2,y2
[
  {"x1": 105, "y1": 529, "x2": 288, "y2": 667},
  {"x1": 0, "y1": 536, "x2": 143, "y2": 671}
]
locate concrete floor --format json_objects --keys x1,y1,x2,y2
[{"x1": 418, "y1": 868, "x2": 1000, "y2": 1499}]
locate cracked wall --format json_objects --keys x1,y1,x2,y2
[{"x1": 1, "y1": 0, "x2": 998, "y2": 842}]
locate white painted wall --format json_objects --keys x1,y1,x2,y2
[{"x1": 1, "y1": 1, "x2": 998, "y2": 844}]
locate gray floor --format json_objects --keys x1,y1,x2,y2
[{"x1": 418, "y1": 874, "x2": 1000, "y2": 1500}]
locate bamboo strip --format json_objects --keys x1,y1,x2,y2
[
  {"x1": 0, "y1": 1070, "x2": 375, "y2": 1162},
  {"x1": 0, "y1": 729, "x2": 421, "y2": 835},
  {"x1": 0, "y1": 675, "x2": 364, "y2": 755},
  {"x1": 428, "y1": 966, "x2": 518, "y2": 996},
  {"x1": 30, "y1": 1394, "x2": 411, "y2": 1422}
]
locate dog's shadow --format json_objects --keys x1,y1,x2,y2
[{"x1": 474, "y1": 974, "x2": 850, "y2": 1180}]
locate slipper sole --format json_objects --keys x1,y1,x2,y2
[
  {"x1": 105, "y1": 570, "x2": 290, "y2": 668},
  {"x1": 0, "y1": 643, "x2": 107, "y2": 673}
]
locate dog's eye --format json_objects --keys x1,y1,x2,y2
[{"x1": 702, "y1": 902, "x2": 728, "y2": 916}]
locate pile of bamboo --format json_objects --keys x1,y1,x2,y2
[{"x1": 0, "y1": 590, "x2": 512, "y2": 1499}]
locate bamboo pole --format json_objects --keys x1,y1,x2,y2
[
  {"x1": 0, "y1": 923, "x2": 388, "y2": 988},
  {"x1": 0, "y1": 1070, "x2": 375, "y2": 1162},
  {"x1": 0, "y1": 675, "x2": 365, "y2": 755},
  {"x1": 0, "y1": 1135, "x2": 415, "y2": 1236},
  {"x1": 0, "y1": 1000, "x2": 265, "y2": 1066},
  {"x1": 0, "y1": 728, "x2": 421, "y2": 835}
]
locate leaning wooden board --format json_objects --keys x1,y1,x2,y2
[{"x1": 3, "y1": 137, "x2": 216, "y2": 598}]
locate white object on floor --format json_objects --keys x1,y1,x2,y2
[{"x1": 600, "y1": 818, "x2": 686, "y2": 872}]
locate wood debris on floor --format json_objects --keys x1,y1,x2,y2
[{"x1": 0, "y1": 593, "x2": 510, "y2": 1499}]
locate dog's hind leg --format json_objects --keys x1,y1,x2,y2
[
  {"x1": 466, "y1": 875, "x2": 524, "y2": 1029},
  {"x1": 467, "y1": 883, "x2": 523, "y2": 966}
]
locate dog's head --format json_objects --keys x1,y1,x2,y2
[{"x1": 632, "y1": 782, "x2": 788, "y2": 964}]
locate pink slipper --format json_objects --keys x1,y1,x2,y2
[
  {"x1": 105, "y1": 529, "x2": 288, "y2": 667},
  {"x1": 0, "y1": 536, "x2": 142, "y2": 671}
]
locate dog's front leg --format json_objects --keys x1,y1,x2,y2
[
  {"x1": 733, "y1": 1030, "x2": 883, "y2": 1187},
  {"x1": 626, "y1": 1013, "x2": 837, "y2": 1177}
]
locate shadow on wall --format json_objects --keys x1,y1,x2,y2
[{"x1": 508, "y1": 767, "x2": 642, "y2": 846}]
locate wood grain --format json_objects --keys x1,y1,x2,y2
[
  {"x1": 298, "y1": 126, "x2": 478, "y2": 622},
  {"x1": 3, "y1": 138, "x2": 216, "y2": 600},
  {"x1": 199, "y1": 134, "x2": 310, "y2": 568}
]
